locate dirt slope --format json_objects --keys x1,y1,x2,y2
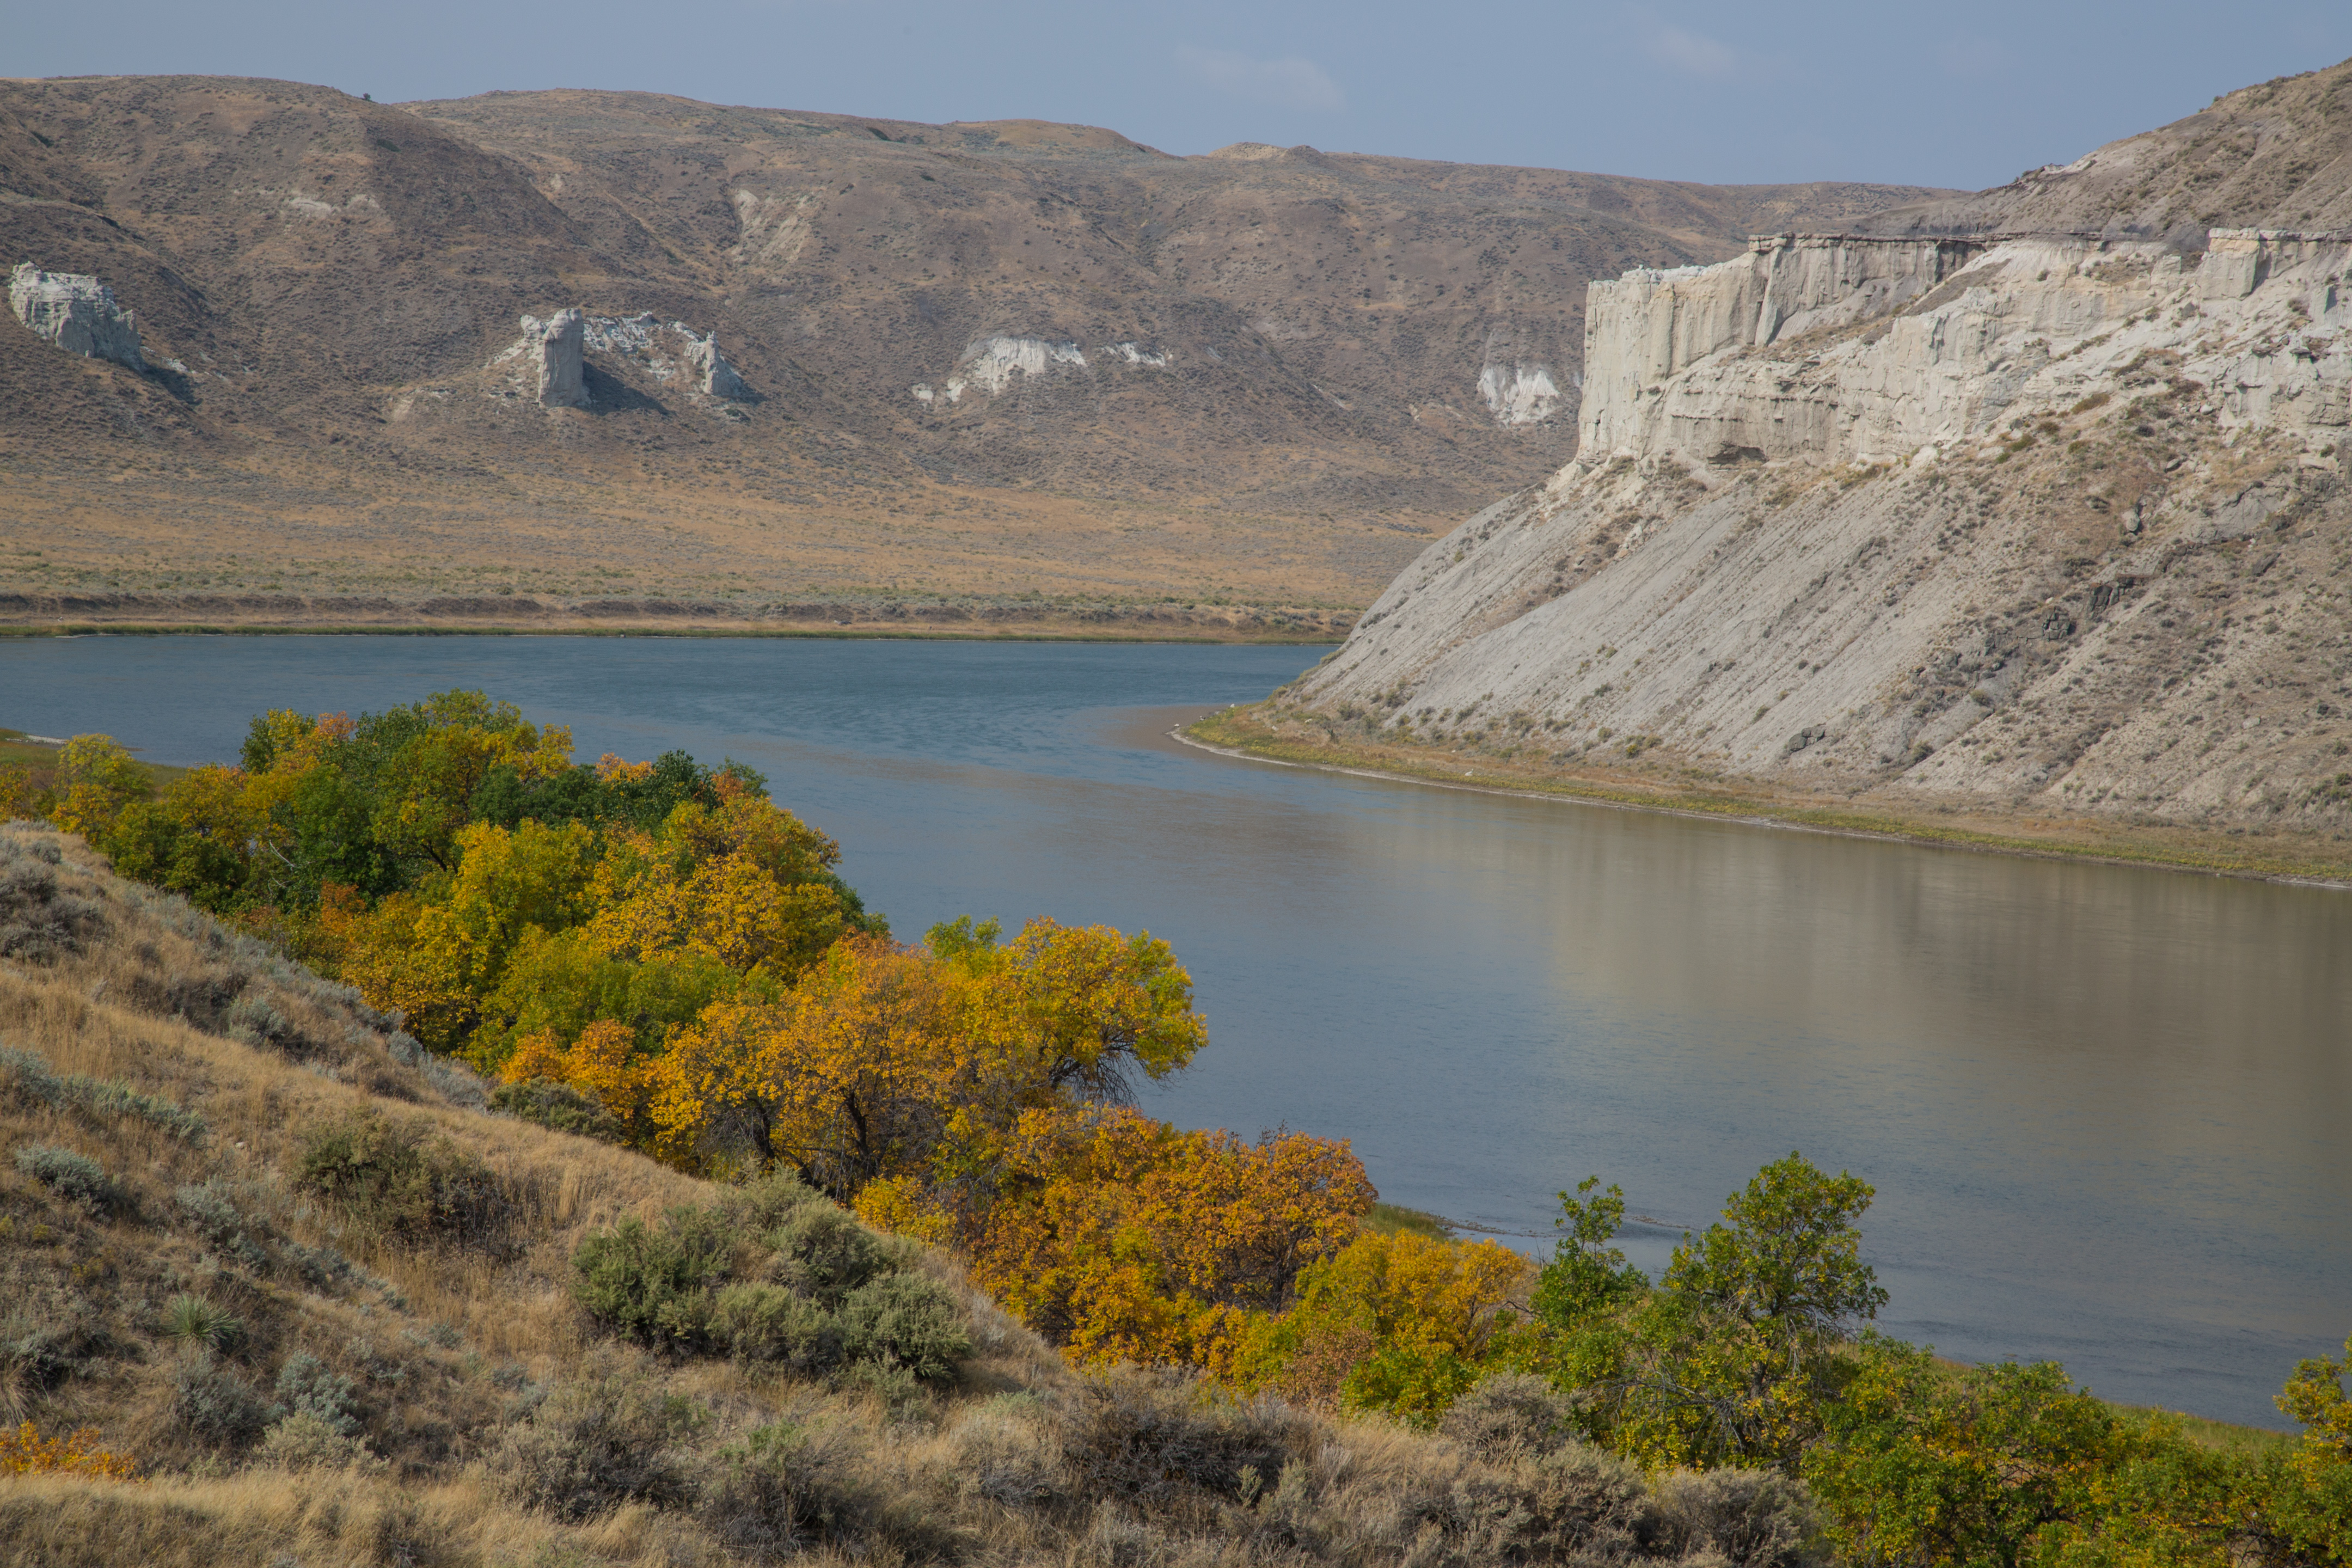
[{"x1": 0, "y1": 76, "x2": 1945, "y2": 630}]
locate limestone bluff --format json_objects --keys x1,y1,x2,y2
[{"x1": 1282, "y1": 222, "x2": 2352, "y2": 830}]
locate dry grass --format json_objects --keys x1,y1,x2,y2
[{"x1": 0, "y1": 820, "x2": 1817, "y2": 1566}]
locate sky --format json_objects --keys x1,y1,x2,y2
[{"x1": 13, "y1": 0, "x2": 2352, "y2": 192}]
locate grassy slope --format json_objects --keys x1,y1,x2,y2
[
  {"x1": 0, "y1": 823, "x2": 1692, "y2": 1566},
  {"x1": 1183, "y1": 706, "x2": 2352, "y2": 885}
]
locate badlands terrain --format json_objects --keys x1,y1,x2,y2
[
  {"x1": 1253, "y1": 60, "x2": 2352, "y2": 856},
  {"x1": 0, "y1": 77, "x2": 1939, "y2": 634}
]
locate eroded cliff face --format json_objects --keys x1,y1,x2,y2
[{"x1": 1285, "y1": 224, "x2": 2352, "y2": 830}]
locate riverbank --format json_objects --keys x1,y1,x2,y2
[
  {"x1": 0, "y1": 596, "x2": 1354, "y2": 644},
  {"x1": 1181, "y1": 704, "x2": 2352, "y2": 886}
]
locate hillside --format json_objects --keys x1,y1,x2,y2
[
  {"x1": 1245, "y1": 57, "x2": 2352, "y2": 854},
  {"x1": 0, "y1": 817, "x2": 1825, "y2": 1565},
  {"x1": 0, "y1": 76, "x2": 1944, "y2": 634}
]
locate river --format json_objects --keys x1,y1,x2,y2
[{"x1": 3, "y1": 633, "x2": 2343, "y2": 1428}]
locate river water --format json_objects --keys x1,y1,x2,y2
[{"x1": 3, "y1": 634, "x2": 2344, "y2": 1428}]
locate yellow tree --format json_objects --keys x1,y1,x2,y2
[
  {"x1": 1222, "y1": 1229, "x2": 1529, "y2": 1420},
  {"x1": 586, "y1": 793, "x2": 849, "y2": 981},
  {"x1": 648, "y1": 934, "x2": 969, "y2": 1184},
  {"x1": 945, "y1": 916, "x2": 1208, "y2": 1099},
  {"x1": 911, "y1": 1104, "x2": 1374, "y2": 1368},
  {"x1": 45, "y1": 735, "x2": 150, "y2": 842}
]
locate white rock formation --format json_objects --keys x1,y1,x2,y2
[
  {"x1": 912, "y1": 336, "x2": 1088, "y2": 405},
  {"x1": 683, "y1": 333, "x2": 749, "y2": 399},
  {"x1": 504, "y1": 310, "x2": 750, "y2": 407},
  {"x1": 524, "y1": 309, "x2": 588, "y2": 408},
  {"x1": 1478, "y1": 363, "x2": 1564, "y2": 425},
  {"x1": 1287, "y1": 225, "x2": 2352, "y2": 825},
  {"x1": 8, "y1": 264, "x2": 146, "y2": 370}
]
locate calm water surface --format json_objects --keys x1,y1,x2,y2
[{"x1": 4, "y1": 635, "x2": 2345, "y2": 1428}]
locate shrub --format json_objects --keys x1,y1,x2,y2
[
  {"x1": 1059, "y1": 1370, "x2": 1309, "y2": 1505},
  {"x1": 171, "y1": 1355, "x2": 275, "y2": 1448},
  {"x1": 711, "y1": 1284, "x2": 838, "y2": 1369},
  {"x1": 255, "y1": 1410, "x2": 383, "y2": 1473},
  {"x1": 1, "y1": 1045, "x2": 205, "y2": 1141},
  {"x1": 771, "y1": 1203, "x2": 888, "y2": 1308},
  {"x1": 173, "y1": 1181, "x2": 243, "y2": 1245},
  {"x1": 836, "y1": 1272, "x2": 971, "y2": 1384},
  {"x1": 1441, "y1": 1372, "x2": 1581, "y2": 1462},
  {"x1": 0, "y1": 840, "x2": 106, "y2": 960},
  {"x1": 225, "y1": 994, "x2": 301, "y2": 1055},
  {"x1": 951, "y1": 1401, "x2": 1065, "y2": 1507},
  {"x1": 0, "y1": 1420, "x2": 137, "y2": 1480},
  {"x1": 718, "y1": 1166, "x2": 827, "y2": 1234},
  {"x1": 489, "y1": 1078, "x2": 624, "y2": 1142},
  {"x1": 699, "y1": 1423, "x2": 865, "y2": 1554},
  {"x1": 495, "y1": 1372, "x2": 701, "y2": 1522},
  {"x1": 1504, "y1": 1444, "x2": 1662, "y2": 1564},
  {"x1": 570, "y1": 1208, "x2": 733, "y2": 1349},
  {"x1": 1654, "y1": 1468, "x2": 1826, "y2": 1568},
  {"x1": 161, "y1": 1295, "x2": 246, "y2": 1355},
  {"x1": 275, "y1": 1351, "x2": 364, "y2": 1437},
  {"x1": 12, "y1": 1143, "x2": 122, "y2": 1214},
  {"x1": 294, "y1": 1107, "x2": 506, "y2": 1246}
]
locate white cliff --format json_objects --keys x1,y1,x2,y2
[
  {"x1": 525, "y1": 309, "x2": 588, "y2": 408},
  {"x1": 1286, "y1": 224, "x2": 2352, "y2": 829},
  {"x1": 9, "y1": 264, "x2": 146, "y2": 370}
]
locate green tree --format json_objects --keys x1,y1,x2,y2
[{"x1": 1526, "y1": 1153, "x2": 1889, "y2": 1471}]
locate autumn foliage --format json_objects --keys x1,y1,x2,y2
[{"x1": 0, "y1": 1422, "x2": 138, "y2": 1480}]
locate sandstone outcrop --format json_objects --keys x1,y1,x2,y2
[
  {"x1": 525, "y1": 308, "x2": 587, "y2": 407},
  {"x1": 1288, "y1": 209, "x2": 2352, "y2": 830},
  {"x1": 8, "y1": 263, "x2": 145, "y2": 370}
]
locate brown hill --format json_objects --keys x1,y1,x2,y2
[
  {"x1": 0, "y1": 76, "x2": 1946, "y2": 632},
  {"x1": 1862, "y1": 60, "x2": 2352, "y2": 240}
]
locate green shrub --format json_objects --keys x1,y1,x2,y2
[
  {"x1": 836, "y1": 1272, "x2": 970, "y2": 1385},
  {"x1": 699, "y1": 1423, "x2": 865, "y2": 1554},
  {"x1": 770, "y1": 1204, "x2": 887, "y2": 1308},
  {"x1": 172, "y1": 1354, "x2": 275, "y2": 1448},
  {"x1": 494, "y1": 1372, "x2": 701, "y2": 1521},
  {"x1": 173, "y1": 1180, "x2": 243, "y2": 1244},
  {"x1": 294, "y1": 1107, "x2": 506, "y2": 1246},
  {"x1": 711, "y1": 1283, "x2": 839, "y2": 1369},
  {"x1": 255, "y1": 1410, "x2": 383, "y2": 1473},
  {"x1": 275, "y1": 1351, "x2": 364, "y2": 1437},
  {"x1": 0, "y1": 1044, "x2": 205, "y2": 1141},
  {"x1": 489, "y1": 1078, "x2": 624, "y2": 1143},
  {"x1": 718, "y1": 1166, "x2": 826, "y2": 1234},
  {"x1": 13, "y1": 1142, "x2": 124, "y2": 1214},
  {"x1": 570, "y1": 1208, "x2": 733, "y2": 1349}
]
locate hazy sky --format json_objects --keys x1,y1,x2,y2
[{"x1": 14, "y1": 1, "x2": 2352, "y2": 191}]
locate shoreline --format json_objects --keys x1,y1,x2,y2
[
  {"x1": 1175, "y1": 708, "x2": 2352, "y2": 889},
  {"x1": 0, "y1": 623, "x2": 1348, "y2": 646}
]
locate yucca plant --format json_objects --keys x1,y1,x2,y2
[{"x1": 160, "y1": 1294, "x2": 244, "y2": 1355}]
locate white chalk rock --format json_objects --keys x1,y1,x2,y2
[
  {"x1": 9, "y1": 264, "x2": 146, "y2": 370},
  {"x1": 523, "y1": 308, "x2": 588, "y2": 408},
  {"x1": 683, "y1": 333, "x2": 749, "y2": 400}
]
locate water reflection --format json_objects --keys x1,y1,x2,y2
[{"x1": 1, "y1": 635, "x2": 2343, "y2": 1426}]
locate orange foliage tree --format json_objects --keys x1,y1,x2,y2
[{"x1": 861, "y1": 1104, "x2": 1374, "y2": 1368}]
